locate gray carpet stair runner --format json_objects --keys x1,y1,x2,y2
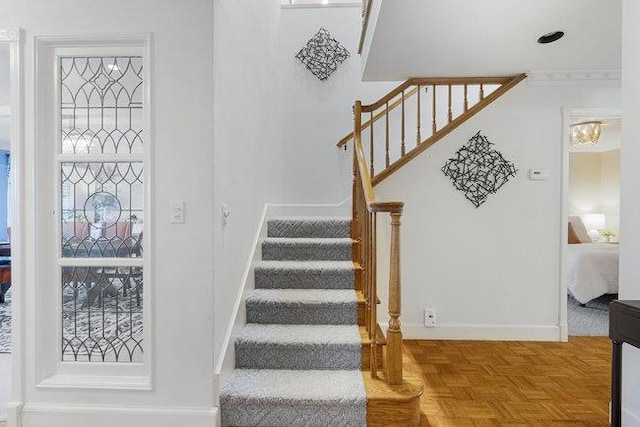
[{"x1": 221, "y1": 217, "x2": 366, "y2": 426}]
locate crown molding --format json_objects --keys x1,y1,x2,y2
[
  {"x1": 0, "y1": 28, "x2": 22, "y2": 42},
  {"x1": 527, "y1": 69, "x2": 621, "y2": 86}
]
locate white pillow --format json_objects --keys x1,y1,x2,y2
[{"x1": 568, "y1": 216, "x2": 592, "y2": 243}]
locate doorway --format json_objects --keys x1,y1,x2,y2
[{"x1": 561, "y1": 108, "x2": 621, "y2": 340}]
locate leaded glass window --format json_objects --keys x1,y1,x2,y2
[{"x1": 59, "y1": 56, "x2": 145, "y2": 363}]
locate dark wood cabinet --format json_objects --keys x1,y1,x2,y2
[{"x1": 609, "y1": 300, "x2": 640, "y2": 427}]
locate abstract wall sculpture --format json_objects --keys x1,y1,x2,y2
[
  {"x1": 441, "y1": 131, "x2": 517, "y2": 208},
  {"x1": 296, "y1": 27, "x2": 350, "y2": 81}
]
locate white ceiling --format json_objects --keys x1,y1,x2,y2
[
  {"x1": 0, "y1": 43, "x2": 10, "y2": 151},
  {"x1": 362, "y1": 0, "x2": 622, "y2": 80}
]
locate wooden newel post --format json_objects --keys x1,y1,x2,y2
[{"x1": 386, "y1": 208, "x2": 403, "y2": 385}]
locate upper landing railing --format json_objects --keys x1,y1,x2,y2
[{"x1": 338, "y1": 74, "x2": 527, "y2": 185}]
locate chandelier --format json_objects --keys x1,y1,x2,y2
[{"x1": 570, "y1": 121, "x2": 601, "y2": 146}]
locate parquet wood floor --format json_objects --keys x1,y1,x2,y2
[{"x1": 404, "y1": 337, "x2": 611, "y2": 426}]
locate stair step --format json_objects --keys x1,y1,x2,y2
[
  {"x1": 246, "y1": 289, "x2": 357, "y2": 325},
  {"x1": 262, "y1": 237, "x2": 353, "y2": 261},
  {"x1": 220, "y1": 369, "x2": 366, "y2": 426},
  {"x1": 255, "y1": 260, "x2": 355, "y2": 289},
  {"x1": 235, "y1": 324, "x2": 361, "y2": 370},
  {"x1": 268, "y1": 217, "x2": 351, "y2": 238}
]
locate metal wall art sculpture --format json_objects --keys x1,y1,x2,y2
[
  {"x1": 441, "y1": 131, "x2": 517, "y2": 208},
  {"x1": 296, "y1": 27, "x2": 350, "y2": 81}
]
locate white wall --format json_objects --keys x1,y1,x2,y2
[
  {"x1": 600, "y1": 149, "x2": 621, "y2": 235},
  {"x1": 568, "y1": 150, "x2": 620, "y2": 236},
  {"x1": 279, "y1": 6, "x2": 398, "y2": 203},
  {"x1": 620, "y1": 0, "x2": 640, "y2": 424},
  {"x1": 374, "y1": 80, "x2": 620, "y2": 340},
  {"x1": 1, "y1": 1, "x2": 216, "y2": 426},
  {"x1": 212, "y1": 0, "x2": 285, "y2": 369}
]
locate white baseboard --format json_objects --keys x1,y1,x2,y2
[
  {"x1": 559, "y1": 323, "x2": 569, "y2": 342},
  {"x1": 624, "y1": 408, "x2": 640, "y2": 427},
  {"x1": 7, "y1": 401, "x2": 23, "y2": 427},
  {"x1": 20, "y1": 403, "x2": 217, "y2": 427},
  {"x1": 402, "y1": 323, "x2": 561, "y2": 341}
]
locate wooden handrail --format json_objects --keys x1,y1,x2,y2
[
  {"x1": 372, "y1": 73, "x2": 526, "y2": 185},
  {"x1": 337, "y1": 86, "x2": 419, "y2": 148},
  {"x1": 364, "y1": 76, "x2": 513, "y2": 112},
  {"x1": 339, "y1": 73, "x2": 527, "y2": 185},
  {"x1": 353, "y1": 100, "x2": 405, "y2": 386},
  {"x1": 337, "y1": 76, "x2": 521, "y2": 148}
]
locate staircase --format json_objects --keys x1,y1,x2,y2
[
  {"x1": 221, "y1": 74, "x2": 527, "y2": 425},
  {"x1": 221, "y1": 217, "x2": 370, "y2": 426}
]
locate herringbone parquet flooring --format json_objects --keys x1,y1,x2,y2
[{"x1": 404, "y1": 337, "x2": 611, "y2": 426}]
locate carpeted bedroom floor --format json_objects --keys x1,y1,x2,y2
[{"x1": 568, "y1": 293, "x2": 615, "y2": 336}]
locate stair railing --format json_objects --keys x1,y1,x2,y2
[
  {"x1": 349, "y1": 74, "x2": 526, "y2": 385},
  {"x1": 339, "y1": 74, "x2": 527, "y2": 185},
  {"x1": 352, "y1": 100, "x2": 405, "y2": 385}
]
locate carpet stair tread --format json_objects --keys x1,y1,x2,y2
[
  {"x1": 235, "y1": 324, "x2": 362, "y2": 370},
  {"x1": 267, "y1": 217, "x2": 351, "y2": 239},
  {"x1": 247, "y1": 288, "x2": 356, "y2": 304},
  {"x1": 236, "y1": 324, "x2": 361, "y2": 345},
  {"x1": 255, "y1": 260, "x2": 355, "y2": 270},
  {"x1": 245, "y1": 290, "x2": 357, "y2": 325},
  {"x1": 221, "y1": 368, "x2": 365, "y2": 403},
  {"x1": 254, "y1": 260, "x2": 355, "y2": 290},
  {"x1": 262, "y1": 237, "x2": 353, "y2": 261},
  {"x1": 220, "y1": 369, "x2": 366, "y2": 426},
  {"x1": 263, "y1": 237, "x2": 354, "y2": 244}
]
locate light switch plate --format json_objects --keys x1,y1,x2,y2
[{"x1": 170, "y1": 200, "x2": 185, "y2": 223}]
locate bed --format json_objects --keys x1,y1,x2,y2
[
  {"x1": 567, "y1": 215, "x2": 619, "y2": 304},
  {"x1": 567, "y1": 243, "x2": 619, "y2": 304}
]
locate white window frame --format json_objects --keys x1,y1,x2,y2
[{"x1": 34, "y1": 34, "x2": 153, "y2": 390}]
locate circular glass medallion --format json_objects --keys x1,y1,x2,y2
[{"x1": 84, "y1": 191, "x2": 122, "y2": 228}]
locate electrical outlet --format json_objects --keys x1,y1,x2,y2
[{"x1": 424, "y1": 308, "x2": 436, "y2": 327}]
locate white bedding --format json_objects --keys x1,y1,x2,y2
[{"x1": 567, "y1": 243, "x2": 619, "y2": 304}]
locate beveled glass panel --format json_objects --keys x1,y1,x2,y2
[
  {"x1": 61, "y1": 266, "x2": 143, "y2": 362},
  {"x1": 59, "y1": 54, "x2": 146, "y2": 364},
  {"x1": 60, "y1": 56, "x2": 144, "y2": 154},
  {"x1": 61, "y1": 162, "x2": 143, "y2": 257}
]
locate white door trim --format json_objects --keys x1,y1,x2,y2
[
  {"x1": 0, "y1": 27, "x2": 25, "y2": 425},
  {"x1": 32, "y1": 33, "x2": 153, "y2": 390}
]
